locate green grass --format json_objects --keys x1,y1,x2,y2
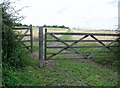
[
  {"x1": 5, "y1": 30, "x2": 118, "y2": 86},
  {"x1": 33, "y1": 41, "x2": 39, "y2": 51},
  {"x1": 4, "y1": 57, "x2": 118, "y2": 86},
  {"x1": 3, "y1": 39, "x2": 118, "y2": 86}
]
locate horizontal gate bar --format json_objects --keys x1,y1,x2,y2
[
  {"x1": 16, "y1": 34, "x2": 31, "y2": 36},
  {"x1": 47, "y1": 51, "x2": 111, "y2": 54},
  {"x1": 22, "y1": 40, "x2": 31, "y2": 42},
  {"x1": 47, "y1": 40, "x2": 119, "y2": 42},
  {"x1": 47, "y1": 56, "x2": 113, "y2": 60},
  {"x1": 22, "y1": 45, "x2": 31, "y2": 48},
  {"x1": 47, "y1": 58, "x2": 83, "y2": 60},
  {"x1": 47, "y1": 46, "x2": 119, "y2": 48},
  {"x1": 47, "y1": 33, "x2": 120, "y2": 36},
  {"x1": 13, "y1": 28, "x2": 30, "y2": 30}
]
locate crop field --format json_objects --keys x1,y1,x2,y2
[
  {"x1": 31, "y1": 27, "x2": 117, "y2": 40},
  {"x1": 15, "y1": 27, "x2": 118, "y2": 41}
]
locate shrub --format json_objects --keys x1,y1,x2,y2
[
  {"x1": 2, "y1": 0, "x2": 31, "y2": 86},
  {"x1": 2, "y1": 0, "x2": 25, "y2": 68}
]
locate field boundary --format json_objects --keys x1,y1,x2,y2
[{"x1": 39, "y1": 27, "x2": 120, "y2": 67}]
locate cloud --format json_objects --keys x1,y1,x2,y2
[
  {"x1": 57, "y1": 7, "x2": 69, "y2": 14},
  {"x1": 17, "y1": 0, "x2": 118, "y2": 29}
]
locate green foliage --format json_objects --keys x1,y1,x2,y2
[
  {"x1": 116, "y1": 31, "x2": 120, "y2": 86},
  {"x1": 2, "y1": 0, "x2": 30, "y2": 86},
  {"x1": 2, "y1": 53, "x2": 36, "y2": 86},
  {"x1": 15, "y1": 23, "x2": 22, "y2": 26},
  {"x1": 2, "y1": 0, "x2": 25, "y2": 68}
]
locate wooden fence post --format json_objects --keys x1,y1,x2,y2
[
  {"x1": 44, "y1": 28, "x2": 47, "y2": 60},
  {"x1": 30, "y1": 24, "x2": 33, "y2": 53},
  {"x1": 39, "y1": 27, "x2": 44, "y2": 67}
]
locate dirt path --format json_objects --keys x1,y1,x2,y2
[{"x1": 32, "y1": 51, "x2": 39, "y2": 57}]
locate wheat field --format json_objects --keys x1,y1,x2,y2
[
  {"x1": 32, "y1": 27, "x2": 117, "y2": 40},
  {"x1": 15, "y1": 27, "x2": 118, "y2": 40}
]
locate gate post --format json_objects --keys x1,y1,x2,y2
[
  {"x1": 30, "y1": 24, "x2": 33, "y2": 53},
  {"x1": 39, "y1": 27, "x2": 44, "y2": 67},
  {"x1": 44, "y1": 28, "x2": 47, "y2": 60}
]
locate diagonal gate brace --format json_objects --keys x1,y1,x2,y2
[{"x1": 47, "y1": 33, "x2": 89, "y2": 59}]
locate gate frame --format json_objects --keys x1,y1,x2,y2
[
  {"x1": 39, "y1": 27, "x2": 120, "y2": 67},
  {"x1": 13, "y1": 25, "x2": 33, "y2": 52}
]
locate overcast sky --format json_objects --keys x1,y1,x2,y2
[{"x1": 13, "y1": 0, "x2": 118, "y2": 29}]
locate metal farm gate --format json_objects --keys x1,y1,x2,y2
[
  {"x1": 39, "y1": 27, "x2": 120, "y2": 67},
  {"x1": 13, "y1": 25, "x2": 33, "y2": 52}
]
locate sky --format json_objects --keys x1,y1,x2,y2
[{"x1": 12, "y1": 0, "x2": 119, "y2": 30}]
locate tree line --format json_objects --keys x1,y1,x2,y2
[
  {"x1": 43, "y1": 25, "x2": 69, "y2": 29},
  {"x1": 15, "y1": 23, "x2": 70, "y2": 29}
]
